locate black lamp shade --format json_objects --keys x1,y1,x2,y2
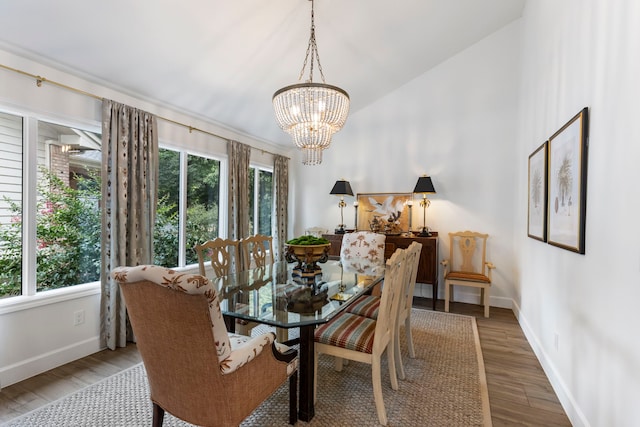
[
  {"x1": 413, "y1": 176, "x2": 436, "y2": 194},
  {"x1": 330, "y1": 180, "x2": 354, "y2": 196}
]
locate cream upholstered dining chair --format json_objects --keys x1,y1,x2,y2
[
  {"x1": 111, "y1": 265, "x2": 298, "y2": 427},
  {"x1": 340, "y1": 231, "x2": 386, "y2": 274},
  {"x1": 442, "y1": 231, "x2": 496, "y2": 318},
  {"x1": 346, "y1": 241, "x2": 423, "y2": 380},
  {"x1": 240, "y1": 234, "x2": 274, "y2": 269},
  {"x1": 314, "y1": 247, "x2": 406, "y2": 426},
  {"x1": 194, "y1": 237, "x2": 240, "y2": 277}
]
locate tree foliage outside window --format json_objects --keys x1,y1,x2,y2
[
  {"x1": 0, "y1": 168, "x2": 101, "y2": 298},
  {"x1": 248, "y1": 167, "x2": 273, "y2": 237},
  {"x1": 153, "y1": 149, "x2": 221, "y2": 268},
  {"x1": 0, "y1": 145, "x2": 263, "y2": 299}
]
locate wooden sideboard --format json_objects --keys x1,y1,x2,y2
[{"x1": 323, "y1": 233, "x2": 439, "y2": 310}]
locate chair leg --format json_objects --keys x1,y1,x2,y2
[
  {"x1": 277, "y1": 327, "x2": 289, "y2": 343},
  {"x1": 313, "y1": 350, "x2": 318, "y2": 404},
  {"x1": 333, "y1": 356, "x2": 344, "y2": 372},
  {"x1": 152, "y1": 403, "x2": 165, "y2": 427},
  {"x1": 444, "y1": 282, "x2": 451, "y2": 312},
  {"x1": 387, "y1": 344, "x2": 398, "y2": 391},
  {"x1": 372, "y1": 358, "x2": 388, "y2": 426},
  {"x1": 483, "y1": 287, "x2": 490, "y2": 318},
  {"x1": 289, "y1": 371, "x2": 298, "y2": 425},
  {"x1": 394, "y1": 319, "x2": 405, "y2": 381},
  {"x1": 405, "y1": 316, "x2": 416, "y2": 359}
]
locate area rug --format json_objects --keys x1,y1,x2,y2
[{"x1": 2, "y1": 309, "x2": 491, "y2": 427}]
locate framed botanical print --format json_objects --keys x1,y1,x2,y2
[
  {"x1": 547, "y1": 107, "x2": 589, "y2": 254},
  {"x1": 528, "y1": 141, "x2": 548, "y2": 241}
]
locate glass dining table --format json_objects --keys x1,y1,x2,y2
[{"x1": 207, "y1": 259, "x2": 384, "y2": 422}]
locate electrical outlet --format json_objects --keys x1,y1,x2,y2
[
  {"x1": 554, "y1": 332, "x2": 559, "y2": 351},
  {"x1": 73, "y1": 309, "x2": 85, "y2": 326}
]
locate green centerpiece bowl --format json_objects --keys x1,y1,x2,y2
[{"x1": 285, "y1": 236, "x2": 331, "y2": 279}]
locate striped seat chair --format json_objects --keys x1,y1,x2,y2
[
  {"x1": 346, "y1": 241, "x2": 423, "y2": 380},
  {"x1": 314, "y1": 248, "x2": 406, "y2": 426}
]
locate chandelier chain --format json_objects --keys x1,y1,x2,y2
[{"x1": 297, "y1": 0, "x2": 326, "y2": 84}]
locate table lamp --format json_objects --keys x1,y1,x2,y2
[
  {"x1": 413, "y1": 175, "x2": 436, "y2": 237},
  {"x1": 329, "y1": 179, "x2": 353, "y2": 234}
]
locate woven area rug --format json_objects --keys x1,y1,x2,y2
[{"x1": 2, "y1": 309, "x2": 491, "y2": 427}]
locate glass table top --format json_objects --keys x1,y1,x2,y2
[{"x1": 208, "y1": 260, "x2": 384, "y2": 328}]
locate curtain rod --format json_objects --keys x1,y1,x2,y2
[{"x1": 0, "y1": 63, "x2": 289, "y2": 159}]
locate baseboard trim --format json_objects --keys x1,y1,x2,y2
[
  {"x1": 512, "y1": 301, "x2": 590, "y2": 427},
  {"x1": 0, "y1": 336, "x2": 102, "y2": 388},
  {"x1": 415, "y1": 283, "x2": 513, "y2": 309}
]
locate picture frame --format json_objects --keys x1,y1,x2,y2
[
  {"x1": 356, "y1": 192, "x2": 412, "y2": 234},
  {"x1": 547, "y1": 107, "x2": 589, "y2": 254},
  {"x1": 527, "y1": 141, "x2": 548, "y2": 242}
]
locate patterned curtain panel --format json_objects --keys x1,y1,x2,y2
[
  {"x1": 100, "y1": 99, "x2": 158, "y2": 350},
  {"x1": 227, "y1": 140, "x2": 251, "y2": 268},
  {"x1": 273, "y1": 155, "x2": 289, "y2": 262}
]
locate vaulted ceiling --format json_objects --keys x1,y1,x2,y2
[{"x1": 0, "y1": 0, "x2": 525, "y2": 146}]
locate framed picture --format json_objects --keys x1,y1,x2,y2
[
  {"x1": 527, "y1": 141, "x2": 548, "y2": 241},
  {"x1": 547, "y1": 107, "x2": 589, "y2": 253},
  {"x1": 356, "y1": 193, "x2": 412, "y2": 234}
]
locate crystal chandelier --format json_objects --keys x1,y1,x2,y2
[{"x1": 272, "y1": 0, "x2": 350, "y2": 165}]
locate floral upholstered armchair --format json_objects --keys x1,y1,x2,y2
[{"x1": 111, "y1": 265, "x2": 298, "y2": 427}]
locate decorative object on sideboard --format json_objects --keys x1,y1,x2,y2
[
  {"x1": 353, "y1": 200, "x2": 359, "y2": 231},
  {"x1": 406, "y1": 199, "x2": 413, "y2": 234},
  {"x1": 272, "y1": 0, "x2": 350, "y2": 166},
  {"x1": 413, "y1": 175, "x2": 436, "y2": 237},
  {"x1": 356, "y1": 192, "x2": 412, "y2": 235},
  {"x1": 329, "y1": 179, "x2": 354, "y2": 234}
]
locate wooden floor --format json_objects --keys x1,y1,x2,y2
[{"x1": 0, "y1": 299, "x2": 571, "y2": 426}]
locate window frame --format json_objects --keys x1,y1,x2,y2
[
  {"x1": 156, "y1": 144, "x2": 227, "y2": 269},
  {"x1": 0, "y1": 110, "x2": 103, "y2": 310},
  {"x1": 249, "y1": 163, "x2": 273, "y2": 236}
]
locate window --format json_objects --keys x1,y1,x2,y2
[
  {"x1": 154, "y1": 148, "x2": 221, "y2": 269},
  {"x1": 0, "y1": 112, "x2": 23, "y2": 299},
  {"x1": 35, "y1": 120, "x2": 102, "y2": 292},
  {"x1": 185, "y1": 154, "x2": 220, "y2": 264},
  {"x1": 248, "y1": 166, "x2": 273, "y2": 236},
  {"x1": 0, "y1": 114, "x2": 102, "y2": 299},
  {"x1": 0, "y1": 110, "x2": 272, "y2": 301}
]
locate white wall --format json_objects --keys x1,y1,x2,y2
[
  {"x1": 515, "y1": 1, "x2": 640, "y2": 426},
  {"x1": 292, "y1": 21, "x2": 522, "y2": 307}
]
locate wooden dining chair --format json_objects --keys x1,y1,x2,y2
[
  {"x1": 195, "y1": 237, "x2": 257, "y2": 336},
  {"x1": 194, "y1": 237, "x2": 240, "y2": 277},
  {"x1": 240, "y1": 234, "x2": 274, "y2": 269},
  {"x1": 313, "y1": 247, "x2": 406, "y2": 426},
  {"x1": 240, "y1": 234, "x2": 285, "y2": 340},
  {"x1": 442, "y1": 231, "x2": 496, "y2": 318},
  {"x1": 111, "y1": 265, "x2": 299, "y2": 427},
  {"x1": 345, "y1": 241, "x2": 423, "y2": 380}
]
